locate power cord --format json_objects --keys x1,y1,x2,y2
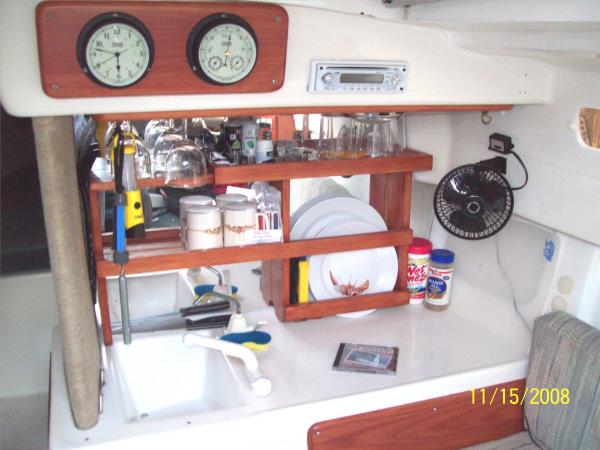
[
  {"x1": 509, "y1": 150, "x2": 529, "y2": 191},
  {"x1": 494, "y1": 234, "x2": 532, "y2": 332}
]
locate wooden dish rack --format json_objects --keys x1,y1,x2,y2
[{"x1": 89, "y1": 147, "x2": 433, "y2": 345}]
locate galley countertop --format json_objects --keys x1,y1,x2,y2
[{"x1": 50, "y1": 262, "x2": 531, "y2": 450}]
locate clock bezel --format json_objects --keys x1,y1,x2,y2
[
  {"x1": 186, "y1": 13, "x2": 259, "y2": 86},
  {"x1": 76, "y1": 12, "x2": 154, "y2": 89}
]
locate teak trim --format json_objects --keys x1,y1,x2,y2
[
  {"x1": 308, "y1": 379, "x2": 527, "y2": 450},
  {"x1": 97, "y1": 230, "x2": 412, "y2": 277},
  {"x1": 93, "y1": 104, "x2": 513, "y2": 121}
]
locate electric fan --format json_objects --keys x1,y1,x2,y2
[{"x1": 433, "y1": 161, "x2": 514, "y2": 240}]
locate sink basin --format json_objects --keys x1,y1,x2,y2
[{"x1": 109, "y1": 330, "x2": 247, "y2": 422}]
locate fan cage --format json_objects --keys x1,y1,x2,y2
[{"x1": 433, "y1": 164, "x2": 514, "y2": 240}]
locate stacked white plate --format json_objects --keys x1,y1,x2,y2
[{"x1": 291, "y1": 193, "x2": 398, "y2": 318}]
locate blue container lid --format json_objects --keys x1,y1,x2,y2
[{"x1": 431, "y1": 249, "x2": 455, "y2": 264}]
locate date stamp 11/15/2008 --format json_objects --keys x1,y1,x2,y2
[{"x1": 470, "y1": 387, "x2": 571, "y2": 406}]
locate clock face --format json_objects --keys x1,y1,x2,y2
[
  {"x1": 188, "y1": 15, "x2": 258, "y2": 85},
  {"x1": 78, "y1": 13, "x2": 153, "y2": 88}
]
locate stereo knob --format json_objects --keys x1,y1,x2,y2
[
  {"x1": 390, "y1": 74, "x2": 401, "y2": 86},
  {"x1": 321, "y1": 72, "x2": 333, "y2": 85}
]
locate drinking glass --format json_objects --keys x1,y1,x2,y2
[
  {"x1": 152, "y1": 120, "x2": 182, "y2": 177},
  {"x1": 144, "y1": 119, "x2": 172, "y2": 155},
  {"x1": 164, "y1": 119, "x2": 208, "y2": 188},
  {"x1": 352, "y1": 113, "x2": 401, "y2": 157}
]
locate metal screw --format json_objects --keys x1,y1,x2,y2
[
  {"x1": 51, "y1": 84, "x2": 59, "y2": 90},
  {"x1": 275, "y1": 16, "x2": 282, "y2": 22},
  {"x1": 46, "y1": 12, "x2": 54, "y2": 19},
  {"x1": 272, "y1": 79, "x2": 277, "y2": 84}
]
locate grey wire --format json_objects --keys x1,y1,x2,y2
[{"x1": 494, "y1": 234, "x2": 532, "y2": 332}]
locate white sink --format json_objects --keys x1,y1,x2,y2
[{"x1": 109, "y1": 331, "x2": 247, "y2": 422}]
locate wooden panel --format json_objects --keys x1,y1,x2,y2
[
  {"x1": 93, "y1": 104, "x2": 514, "y2": 122},
  {"x1": 101, "y1": 227, "x2": 180, "y2": 246},
  {"x1": 97, "y1": 277, "x2": 112, "y2": 346},
  {"x1": 36, "y1": 1, "x2": 288, "y2": 98},
  {"x1": 88, "y1": 188, "x2": 104, "y2": 260},
  {"x1": 308, "y1": 379, "x2": 527, "y2": 450},
  {"x1": 90, "y1": 173, "x2": 214, "y2": 192},
  {"x1": 284, "y1": 290, "x2": 408, "y2": 321},
  {"x1": 97, "y1": 229, "x2": 413, "y2": 276},
  {"x1": 213, "y1": 149, "x2": 433, "y2": 184},
  {"x1": 269, "y1": 259, "x2": 287, "y2": 321}
]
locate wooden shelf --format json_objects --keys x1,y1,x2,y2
[
  {"x1": 97, "y1": 230, "x2": 412, "y2": 277},
  {"x1": 89, "y1": 137, "x2": 433, "y2": 345},
  {"x1": 90, "y1": 173, "x2": 215, "y2": 192},
  {"x1": 92, "y1": 104, "x2": 512, "y2": 122},
  {"x1": 284, "y1": 291, "x2": 409, "y2": 321},
  {"x1": 212, "y1": 148, "x2": 431, "y2": 184},
  {"x1": 89, "y1": 150, "x2": 432, "y2": 191}
]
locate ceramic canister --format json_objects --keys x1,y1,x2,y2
[
  {"x1": 179, "y1": 195, "x2": 215, "y2": 242},
  {"x1": 223, "y1": 201, "x2": 258, "y2": 247},
  {"x1": 186, "y1": 205, "x2": 222, "y2": 250},
  {"x1": 215, "y1": 193, "x2": 247, "y2": 209}
]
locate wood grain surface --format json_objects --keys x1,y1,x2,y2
[
  {"x1": 93, "y1": 104, "x2": 513, "y2": 122},
  {"x1": 36, "y1": 1, "x2": 288, "y2": 98},
  {"x1": 284, "y1": 290, "x2": 409, "y2": 321},
  {"x1": 308, "y1": 379, "x2": 527, "y2": 450},
  {"x1": 96, "y1": 229, "x2": 413, "y2": 277}
]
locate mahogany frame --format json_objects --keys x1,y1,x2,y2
[
  {"x1": 89, "y1": 149, "x2": 432, "y2": 345},
  {"x1": 36, "y1": 1, "x2": 288, "y2": 98}
]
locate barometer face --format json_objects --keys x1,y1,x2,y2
[
  {"x1": 187, "y1": 14, "x2": 258, "y2": 85},
  {"x1": 77, "y1": 13, "x2": 153, "y2": 88}
]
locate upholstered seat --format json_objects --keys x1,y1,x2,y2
[{"x1": 465, "y1": 311, "x2": 600, "y2": 450}]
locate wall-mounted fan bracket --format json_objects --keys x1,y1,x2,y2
[{"x1": 477, "y1": 156, "x2": 507, "y2": 174}]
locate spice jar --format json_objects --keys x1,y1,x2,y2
[
  {"x1": 424, "y1": 249, "x2": 455, "y2": 311},
  {"x1": 407, "y1": 238, "x2": 432, "y2": 305}
]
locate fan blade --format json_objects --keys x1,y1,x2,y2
[
  {"x1": 442, "y1": 171, "x2": 474, "y2": 204},
  {"x1": 448, "y1": 210, "x2": 488, "y2": 234},
  {"x1": 476, "y1": 179, "x2": 507, "y2": 203}
]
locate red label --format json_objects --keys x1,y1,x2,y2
[{"x1": 407, "y1": 265, "x2": 427, "y2": 283}]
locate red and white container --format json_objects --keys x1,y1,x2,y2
[{"x1": 407, "y1": 238, "x2": 433, "y2": 304}]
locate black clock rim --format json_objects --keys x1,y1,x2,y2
[
  {"x1": 186, "y1": 13, "x2": 259, "y2": 86},
  {"x1": 76, "y1": 12, "x2": 154, "y2": 89}
]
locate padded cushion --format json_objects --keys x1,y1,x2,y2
[{"x1": 525, "y1": 311, "x2": 600, "y2": 450}]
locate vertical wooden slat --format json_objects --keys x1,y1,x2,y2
[
  {"x1": 278, "y1": 179, "x2": 291, "y2": 319},
  {"x1": 369, "y1": 173, "x2": 388, "y2": 221},
  {"x1": 97, "y1": 277, "x2": 112, "y2": 346},
  {"x1": 88, "y1": 189, "x2": 104, "y2": 260}
]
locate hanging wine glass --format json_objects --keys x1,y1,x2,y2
[
  {"x1": 152, "y1": 119, "x2": 182, "y2": 177},
  {"x1": 164, "y1": 118, "x2": 208, "y2": 188},
  {"x1": 144, "y1": 119, "x2": 172, "y2": 155}
]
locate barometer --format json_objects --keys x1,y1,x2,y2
[
  {"x1": 76, "y1": 12, "x2": 154, "y2": 88},
  {"x1": 187, "y1": 13, "x2": 258, "y2": 85}
]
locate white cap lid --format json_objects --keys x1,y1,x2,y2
[
  {"x1": 180, "y1": 195, "x2": 214, "y2": 206},
  {"x1": 216, "y1": 193, "x2": 247, "y2": 204}
]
